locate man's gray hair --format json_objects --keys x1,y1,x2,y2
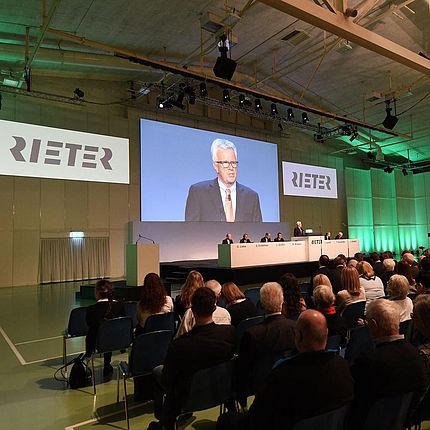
[
  {"x1": 260, "y1": 282, "x2": 284, "y2": 314},
  {"x1": 402, "y1": 252, "x2": 415, "y2": 265},
  {"x1": 205, "y1": 279, "x2": 222, "y2": 297},
  {"x1": 387, "y1": 274, "x2": 409, "y2": 300},
  {"x1": 366, "y1": 299, "x2": 400, "y2": 334},
  {"x1": 211, "y1": 138, "x2": 237, "y2": 161},
  {"x1": 383, "y1": 258, "x2": 395, "y2": 271}
]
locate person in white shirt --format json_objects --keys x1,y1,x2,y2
[
  {"x1": 356, "y1": 261, "x2": 385, "y2": 307},
  {"x1": 387, "y1": 274, "x2": 413, "y2": 322}
]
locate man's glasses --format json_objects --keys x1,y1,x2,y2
[{"x1": 215, "y1": 160, "x2": 239, "y2": 168}]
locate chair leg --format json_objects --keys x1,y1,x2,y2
[
  {"x1": 123, "y1": 374, "x2": 129, "y2": 430},
  {"x1": 63, "y1": 337, "x2": 67, "y2": 379},
  {"x1": 116, "y1": 364, "x2": 120, "y2": 403},
  {"x1": 91, "y1": 355, "x2": 97, "y2": 415}
]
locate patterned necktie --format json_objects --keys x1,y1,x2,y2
[{"x1": 225, "y1": 188, "x2": 234, "y2": 222}]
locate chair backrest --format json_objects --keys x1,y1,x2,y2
[
  {"x1": 181, "y1": 360, "x2": 235, "y2": 412},
  {"x1": 341, "y1": 300, "x2": 366, "y2": 328},
  {"x1": 293, "y1": 404, "x2": 350, "y2": 430},
  {"x1": 362, "y1": 392, "x2": 414, "y2": 430},
  {"x1": 399, "y1": 319, "x2": 412, "y2": 341},
  {"x1": 235, "y1": 315, "x2": 264, "y2": 350},
  {"x1": 95, "y1": 316, "x2": 133, "y2": 353},
  {"x1": 299, "y1": 283, "x2": 311, "y2": 299},
  {"x1": 244, "y1": 288, "x2": 260, "y2": 306},
  {"x1": 129, "y1": 330, "x2": 173, "y2": 376},
  {"x1": 143, "y1": 312, "x2": 175, "y2": 333},
  {"x1": 66, "y1": 306, "x2": 89, "y2": 337},
  {"x1": 123, "y1": 301, "x2": 138, "y2": 328},
  {"x1": 344, "y1": 325, "x2": 374, "y2": 362},
  {"x1": 326, "y1": 335, "x2": 342, "y2": 353}
]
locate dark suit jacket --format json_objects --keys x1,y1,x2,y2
[
  {"x1": 185, "y1": 178, "x2": 262, "y2": 222},
  {"x1": 293, "y1": 227, "x2": 304, "y2": 237},
  {"x1": 330, "y1": 266, "x2": 345, "y2": 294},
  {"x1": 222, "y1": 238, "x2": 233, "y2": 244},
  {"x1": 240, "y1": 238, "x2": 252, "y2": 243},
  {"x1": 260, "y1": 237, "x2": 271, "y2": 242},
  {"x1": 248, "y1": 351, "x2": 354, "y2": 430},
  {"x1": 372, "y1": 261, "x2": 385, "y2": 277}
]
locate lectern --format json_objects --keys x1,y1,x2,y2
[{"x1": 126, "y1": 243, "x2": 160, "y2": 286}]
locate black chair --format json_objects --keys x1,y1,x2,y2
[
  {"x1": 178, "y1": 359, "x2": 235, "y2": 420},
  {"x1": 245, "y1": 288, "x2": 260, "y2": 307},
  {"x1": 299, "y1": 282, "x2": 311, "y2": 300},
  {"x1": 63, "y1": 306, "x2": 88, "y2": 375},
  {"x1": 400, "y1": 319, "x2": 412, "y2": 342},
  {"x1": 326, "y1": 335, "x2": 342, "y2": 354},
  {"x1": 341, "y1": 300, "x2": 366, "y2": 329},
  {"x1": 123, "y1": 301, "x2": 138, "y2": 329},
  {"x1": 293, "y1": 404, "x2": 350, "y2": 430},
  {"x1": 143, "y1": 312, "x2": 175, "y2": 334},
  {"x1": 362, "y1": 392, "x2": 414, "y2": 430},
  {"x1": 91, "y1": 316, "x2": 133, "y2": 407},
  {"x1": 235, "y1": 315, "x2": 264, "y2": 352},
  {"x1": 117, "y1": 330, "x2": 173, "y2": 429},
  {"x1": 344, "y1": 325, "x2": 373, "y2": 362}
]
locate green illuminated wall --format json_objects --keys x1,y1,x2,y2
[{"x1": 345, "y1": 168, "x2": 430, "y2": 255}]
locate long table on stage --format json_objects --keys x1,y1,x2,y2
[{"x1": 218, "y1": 237, "x2": 360, "y2": 268}]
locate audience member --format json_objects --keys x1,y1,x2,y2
[
  {"x1": 236, "y1": 282, "x2": 295, "y2": 403},
  {"x1": 416, "y1": 257, "x2": 430, "y2": 293},
  {"x1": 278, "y1": 272, "x2": 306, "y2": 319},
  {"x1": 312, "y1": 274, "x2": 332, "y2": 291},
  {"x1": 85, "y1": 280, "x2": 125, "y2": 377},
  {"x1": 370, "y1": 252, "x2": 384, "y2": 277},
  {"x1": 412, "y1": 295, "x2": 430, "y2": 372},
  {"x1": 274, "y1": 232, "x2": 284, "y2": 242},
  {"x1": 176, "y1": 279, "x2": 231, "y2": 337},
  {"x1": 379, "y1": 257, "x2": 396, "y2": 290},
  {"x1": 356, "y1": 261, "x2": 385, "y2": 306},
  {"x1": 330, "y1": 255, "x2": 347, "y2": 294},
  {"x1": 221, "y1": 281, "x2": 257, "y2": 326},
  {"x1": 350, "y1": 299, "x2": 428, "y2": 429},
  {"x1": 222, "y1": 233, "x2": 234, "y2": 244},
  {"x1": 381, "y1": 250, "x2": 394, "y2": 260},
  {"x1": 354, "y1": 252, "x2": 364, "y2": 262},
  {"x1": 247, "y1": 310, "x2": 354, "y2": 430},
  {"x1": 310, "y1": 255, "x2": 332, "y2": 285},
  {"x1": 403, "y1": 251, "x2": 420, "y2": 279},
  {"x1": 336, "y1": 266, "x2": 366, "y2": 315},
  {"x1": 260, "y1": 232, "x2": 272, "y2": 242},
  {"x1": 347, "y1": 258, "x2": 358, "y2": 268},
  {"x1": 136, "y1": 273, "x2": 173, "y2": 335},
  {"x1": 151, "y1": 287, "x2": 236, "y2": 430},
  {"x1": 174, "y1": 270, "x2": 204, "y2": 318},
  {"x1": 386, "y1": 274, "x2": 413, "y2": 322},
  {"x1": 397, "y1": 259, "x2": 417, "y2": 293}
]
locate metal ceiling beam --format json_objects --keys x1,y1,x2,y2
[{"x1": 258, "y1": 0, "x2": 430, "y2": 75}]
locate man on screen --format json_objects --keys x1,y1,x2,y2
[{"x1": 185, "y1": 138, "x2": 262, "y2": 222}]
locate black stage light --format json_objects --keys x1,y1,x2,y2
[
  {"x1": 271, "y1": 103, "x2": 278, "y2": 115},
  {"x1": 188, "y1": 90, "x2": 196, "y2": 104},
  {"x1": 74, "y1": 88, "x2": 85, "y2": 99},
  {"x1": 223, "y1": 89, "x2": 230, "y2": 102},
  {"x1": 200, "y1": 82, "x2": 208, "y2": 97},
  {"x1": 302, "y1": 112, "x2": 309, "y2": 124},
  {"x1": 367, "y1": 151, "x2": 376, "y2": 160},
  {"x1": 402, "y1": 168, "x2": 408, "y2": 176},
  {"x1": 239, "y1": 94, "x2": 245, "y2": 107},
  {"x1": 287, "y1": 108, "x2": 294, "y2": 120},
  {"x1": 278, "y1": 122, "x2": 283, "y2": 131},
  {"x1": 384, "y1": 166, "x2": 394, "y2": 174},
  {"x1": 255, "y1": 98, "x2": 262, "y2": 111}
]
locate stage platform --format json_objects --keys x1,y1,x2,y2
[{"x1": 77, "y1": 259, "x2": 318, "y2": 300}]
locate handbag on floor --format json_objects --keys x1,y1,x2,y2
[{"x1": 68, "y1": 353, "x2": 92, "y2": 389}]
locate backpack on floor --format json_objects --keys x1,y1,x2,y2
[{"x1": 68, "y1": 353, "x2": 92, "y2": 389}]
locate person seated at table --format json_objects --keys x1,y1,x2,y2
[
  {"x1": 324, "y1": 231, "x2": 331, "y2": 240},
  {"x1": 221, "y1": 281, "x2": 257, "y2": 326},
  {"x1": 335, "y1": 231, "x2": 344, "y2": 239},
  {"x1": 222, "y1": 233, "x2": 234, "y2": 244},
  {"x1": 274, "y1": 232, "x2": 285, "y2": 242},
  {"x1": 240, "y1": 233, "x2": 252, "y2": 243},
  {"x1": 260, "y1": 232, "x2": 272, "y2": 242}
]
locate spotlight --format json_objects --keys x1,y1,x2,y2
[
  {"x1": 382, "y1": 100, "x2": 398, "y2": 130},
  {"x1": 239, "y1": 94, "x2": 245, "y2": 107},
  {"x1": 350, "y1": 126, "x2": 358, "y2": 142},
  {"x1": 340, "y1": 125, "x2": 352, "y2": 136},
  {"x1": 223, "y1": 89, "x2": 230, "y2": 102},
  {"x1": 271, "y1": 103, "x2": 278, "y2": 115},
  {"x1": 384, "y1": 166, "x2": 394, "y2": 174},
  {"x1": 287, "y1": 108, "x2": 294, "y2": 120},
  {"x1": 157, "y1": 98, "x2": 172, "y2": 109},
  {"x1": 302, "y1": 112, "x2": 309, "y2": 124},
  {"x1": 199, "y1": 82, "x2": 208, "y2": 97},
  {"x1": 314, "y1": 133, "x2": 324, "y2": 143},
  {"x1": 73, "y1": 88, "x2": 85, "y2": 99},
  {"x1": 255, "y1": 98, "x2": 262, "y2": 111},
  {"x1": 402, "y1": 168, "x2": 408, "y2": 176},
  {"x1": 188, "y1": 90, "x2": 196, "y2": 105}
]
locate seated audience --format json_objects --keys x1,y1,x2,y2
[
  {"x1": 313, "y1": 285, "x2": 347, "y2": 345},
  {"x1": 386, "y1": 274, "x2": 413, "y2": 322},
  {"x1": 370, "y1": 251, "x2": 384, "y2": 277},
  {"x1": 221, "y1": 281, "x2": 257, "y2": 326},
  {"x1": 354, "y1": 252, "x2": 364, "y2": 262},
  {"x1": 222, "y1": 233, "x2": 234, "y2": 245},
  {"x1": 240, "y1": 233, "x2": 252, "y2": 243},
  {"x1": 274, "y1": 232, "x2": 285, "y2": 242},
  {"x1": 310, "y1": 255, "x2": 332, "y2": 286},
  {"x1": 174, "y1": 270, "x2": 204, "y2": 319},
  {"x1": 330, "y1": 255, "x2": 347, "y2": 294},
  {"x1": 260, "y1": 232, "x2": 272, "y2": 242},
  {"x1": 350, "y1": 299, "x2": 428, "y2": 430},
  {"x1": 336, "y1": 266, "x2": 366, "y2": 315},
  {"x1": 247, "y1": 310, "x2": 354, "y2": 430},
  {"x1": 381, "y1": 250, "x2": 394, "y2": 260},
  {"x1": 136, "y1": 273, "x2": 174, "y2": 335},
  {"x1": 176, "y1": 279, "x2": 231, "y2": 337},
  {"x1": 379, "y1": 257, "x2": 396, "y2": 290},
  {"x1": 397, "y1": 259, "x2": 418, "y2": 293},
  {"x1": 356, "y1": 261, "x2": 385, "y2": 306},
  {"x1": 151, "y1": 287, "x2": 236, "y2": 430},
  {"x1": 347, "y1": 258, "x2": 358, "y2": 268},
  {"x1": 85, "y1": 279, "x2": 125, "y2": 377},
  {"x1": 412, "y1": 295, "x2": 430, "y2": 371},
  {"x1": 403, "y1": 251, "x2": 420, "y2": 279},
  {"x1": 278, "y1": 272, "x2": 306, "y2": 320},
  {"x1": 416, "y1": 257, "x2": 430, "y2": 293},
  {"x1": 236, "y1": 282, "x2": 295, "y2": 402},
  {"x1": 312, "y1": 273, "x2": 333, "y2": 291}
]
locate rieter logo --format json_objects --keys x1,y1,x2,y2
[
  {"x1": 10, "y1": 136, "x2": 113, "y2": 170},
  {"x1": 292, "y1": 171, "x2": 331, "y2": 190}
]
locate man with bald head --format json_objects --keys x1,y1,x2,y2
[{"x1": 247, "y1": 310, "x2": 354, "y2": 429}]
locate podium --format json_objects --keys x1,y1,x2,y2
[{"x1": 126, "y1": 243, "x2": 160, "y2": 286}]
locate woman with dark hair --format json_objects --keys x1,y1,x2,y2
[
  {"x1": 221, "y1": 281, "x2": 257, "y2": 326},
  {"x1": 136, "y1": 273, "x2": 173, "y2": 334},
  {"x1": 174, "y1": 270, "x2": 204, "y2": 318},
  {"x1": 278, "y1": 272, "x2": 306, "y2": 320},
  {"x1": 85, "y1": 279, "x2": 125, "y2": 377},
  {"x1": 397, "y1": 260, "x2": 417, "y2": 293}
]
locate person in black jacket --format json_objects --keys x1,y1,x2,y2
[
  {"x1": 85, "y1": 279, "x2": 125, "y2": 377},
  {"x1": 221, "y1": 281, "x2": 257, "y2": 326}
]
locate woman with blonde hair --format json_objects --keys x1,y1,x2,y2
[
  {"x1": 221, "y1": 281, "x2": 257, "y2": 326},
  {"x1": 312, "y1": 274, "x2": 332, "y2": 291},
  {"x1": 387, "y1": 274, "x2": 413, "y2": 322},
  {"x1": 356, "y1": 260, "x2": 385, "y2": 306},
  {"x1": 336, "y1": 266, "x2": 366, "y2": 314},
  {"x1": 174, "y1": 270, "x2": 204, "y2": 318}
]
